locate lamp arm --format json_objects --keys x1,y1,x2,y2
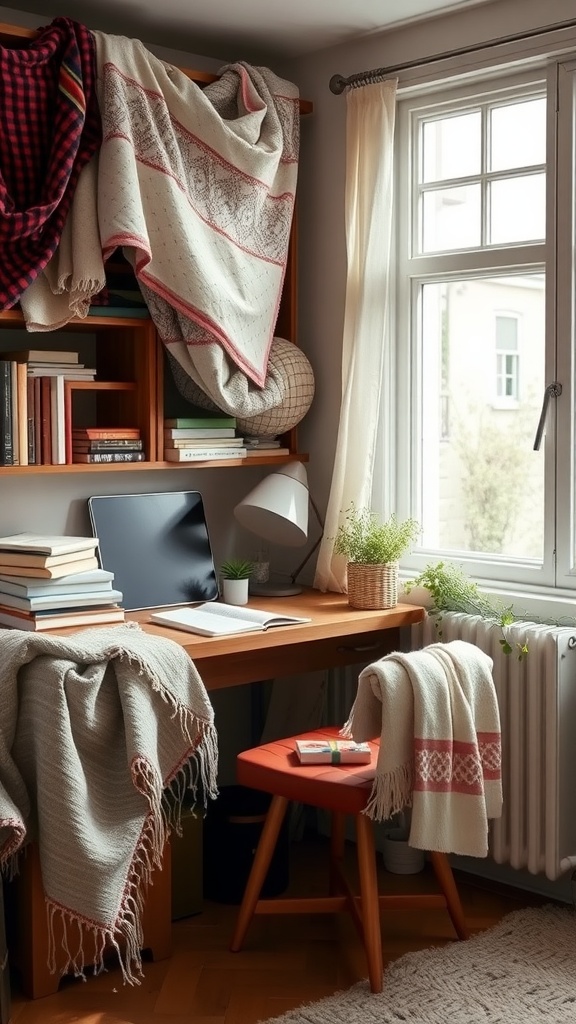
[{"x1": 289, "y1": 495, "x2": 324, "y2": 586}]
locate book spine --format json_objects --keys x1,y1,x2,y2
[
  {"x1": 0, "y1": 360, "x2": 14, "y2": 466},
  {"x1": 33, "y1": 377, "x2": 42, "y2": 465},
  {"x1": 10, "y1": 362, "x2": 18, "y2": 465},
  {"x1": 71, "y1": 429, "x2": 141, "y2": 440},
  {"x1": 26, "y1": 375, "x2": 35, "y2": 464},
  {"x1": 50, "y1": 375, "x2": 66, "y2": 465},
  {"x1": 163, "y1": 448, "x2": 247, "y2": 461},
  {"x1": 16, "y1": 361, "x2": 28, "y2": 467},
  {"x1": 164, "y1": 417, "x2": 236, "y2": 428},
  {"x1": 72, "y1": 451, "x2": 146, "y2": 463},
  {"x1": 40, "y1": 376, "x2": 52, "y2": 466},
  {"x1": 64, "y1": 380, "x2": 73, "y2": 465},
  {"x1": 72, "y1": 439, "x2": 144, "y2": 451}
]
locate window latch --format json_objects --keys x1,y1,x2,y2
[{"x1": 533, "y1": 381, "x2": 562, "y2": 451}]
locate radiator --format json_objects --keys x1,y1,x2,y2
[{"x1": 411, "y1": 612, "x2": 576, "y2": 881}]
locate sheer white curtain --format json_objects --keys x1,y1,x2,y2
[{"x1": 314, "y1": 79, "x2": 398, "y2": 592}]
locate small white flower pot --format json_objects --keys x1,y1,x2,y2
[{"x1": 222, "y1": 578, "x2": 249, "y2": 606}]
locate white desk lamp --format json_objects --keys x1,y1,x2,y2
[{"x1": 233, "y1": 462, "x2": 323, "y2": 596}]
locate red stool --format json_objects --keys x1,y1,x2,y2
[{"x1": 230, "y1": 726, "x2": 468, "y2": 993}]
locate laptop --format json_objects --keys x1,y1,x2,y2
[{"x1": 88, "y1": 490, "x2": 219, "y2": 611}]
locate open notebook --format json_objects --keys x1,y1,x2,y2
[{"x1": 150, "y1": 602, "x2": 311, "y2": 637}]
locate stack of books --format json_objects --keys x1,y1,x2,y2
[
  {"x1": 163, "y1": 416, "x2": 247, "y2": 462},
  {"x1": 0, "y1": 534, "x2": 125, "y2": 630},
  {"x1": 244, "y1": 436, "x2": 290, "y2": 458},
  {"x1": 0, "y1": 350, "x2": 96, "y2": 468},
  {"x1": 71, "y1": 427, "x2": 144, "y2": 464}
]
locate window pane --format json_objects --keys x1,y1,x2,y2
[
  {"x1": 422, "y1": 184, "x2": 481, "y2": 252},
  {"x1": 490, "y1": 99, "x2": 546, "y2": 171},
  {"x1": 489, "y1": 174, "x2": 545, "y2": 244},
  {"x1": 422, "y1": 111, "x2": 481, "y2": 182},
  {"x1": 419, "y1": 275, "x2": 545, "y2": 561}
]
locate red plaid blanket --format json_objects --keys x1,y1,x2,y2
[{"x1": 0, "y1": 17, "x2": 101, "y2": 309}]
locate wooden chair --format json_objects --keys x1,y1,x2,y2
[{"x1": 230, "y1": 726, "x2": 468, "y2": 993}]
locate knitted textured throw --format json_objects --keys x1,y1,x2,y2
[
  {"x1": 94, "y1": 31, "x2": 300, "y2": 411},
  {"x1": 0, "y1": 17, "x2": 101, "y2": 310},
  {"x1": 0, "y1": 622, "x2": 218, "y2": 983},
  {"x1": 345, "y1": 640, "x2": 502, "y2": 857},
  {"x1": 260, "y1": 905, "x2": 576, "y2": 1024}
]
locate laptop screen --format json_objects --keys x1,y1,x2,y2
[{"x1": 88, "y1": 490, "x2": 219, "y2": 611}]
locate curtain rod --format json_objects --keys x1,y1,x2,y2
[{"x1": 329, "y1": 17, "x2": 576, "y2": 94}]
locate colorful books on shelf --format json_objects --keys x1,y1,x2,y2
[
  {"x1": 70, "y1": 427, "x2": 143, "y2": 465},
  {"x1": 294, "y1": 739, "x2": 372, "y2": 765}
]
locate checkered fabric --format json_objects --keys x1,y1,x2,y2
[{"x1": 0, "y1": 17, "x2": 101, "y2": 310}]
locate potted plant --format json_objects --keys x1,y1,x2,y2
[
  {"x1": 220, "y1": 558, "x2": 254, "y2": 606},
  {"x1": 403, "y1": 560, "x2": 528, "y2": 658},
  {"x1": 334, "y1": 504, "x2": 420, "y2": 609}
]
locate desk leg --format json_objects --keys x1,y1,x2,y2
[{"x1": 10, "y1": 842, "x2": 172, "y2": 1000}]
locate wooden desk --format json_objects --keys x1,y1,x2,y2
[{"x1": 127, "y1": 589, "x2": 426, "y2": 690}]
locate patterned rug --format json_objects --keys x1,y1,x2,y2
[{"x1": 261, "y1": 905, "x2": 576, "y2": 1023}]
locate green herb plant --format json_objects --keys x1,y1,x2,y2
[
  {"x1": 219, "y1": 558, "x2": 254, "y2": 580},
  {"x1": 404, "y1": 560, "x2": 528, "y2": 660},
  {"x1": 334, "y1": 504, "x2": 421, "y2": 564}
]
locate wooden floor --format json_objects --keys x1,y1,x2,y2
[{"x1": 8, "y1": 835, "x2": 546, "y2": 1024}]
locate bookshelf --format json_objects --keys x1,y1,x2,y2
[{"x1": 0, "y1": 21, "x2": 311, "y2": 477}]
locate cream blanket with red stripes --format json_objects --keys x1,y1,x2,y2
[{"x1": 344, "y1": 640, "x2": 502, "y2": 857}]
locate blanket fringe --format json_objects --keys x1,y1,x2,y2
[{"x1": 363, "y1": 763, "x2": 413, "y2": 822}]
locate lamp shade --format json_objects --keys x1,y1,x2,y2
[{"x1": 233, "y1": 462, "x2": 309, "y2": 547}]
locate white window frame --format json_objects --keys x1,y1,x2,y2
[{"x1": 393, "y1": 65, "x2": 562, "y2": 596}]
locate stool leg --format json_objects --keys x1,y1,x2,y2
[
  {"x1": 355, "y1": 813, "x2": 383, "y2": 994},
  {"x1": 429, "y1": 850, "x2": 469, "y2": 940},
  {"x1": 329, "y1": 811, "x2": 346, "y2": 895},
  {"x1": 230, "y1": 794, "x2": 289, "y2": 952}
]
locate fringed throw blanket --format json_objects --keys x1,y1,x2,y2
[
  {"x1": 344, "y1": 640, "x2": 502, "y2": 857},
  {"x1": 0, "y1": 17, "x2": 101, "y2": 310},
  {"x1": 97, "y1": 33, "x2": 299, "y2": 413},
  {"x1": 0, "y1": 623, "x2": 218, "y2": 983}
]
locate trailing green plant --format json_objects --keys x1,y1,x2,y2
[
  {"x1": 219, "y1": 558, "x2": 254, "y2": 580},
  {"x1": 404, "y1": 561, "x2": 529, "y2": 659},
  {"x1": 334, "y1": 504, "x2": 420, "y2": 564}
]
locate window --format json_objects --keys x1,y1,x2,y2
[
  {"x1": 494, "y1": 313, "x2": 520, "y2": 403},
  {"x1": 394, "y1": 59, "x2": 576, "y2": 599}
]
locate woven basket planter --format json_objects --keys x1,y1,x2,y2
[{"x1": 347, "y1": 561, "x2": 399, "y2": 610}]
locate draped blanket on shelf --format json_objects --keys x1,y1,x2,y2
[
  {"x1": 0, "y1": 623, "x2": 218, "y2": 984},
  {"x1": 20, "y1": 27, "x2": 301, "y2": 417},
  {"x1": 0, "y1": 17, "x2": 101, "y2": 311}
]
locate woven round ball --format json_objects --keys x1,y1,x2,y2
[
  {"x1": 236, "y1": 339, "x2": 315, "y2": 436},
  {"x1": 168, "y1": 338, "x2": 315, "y2": 438}
]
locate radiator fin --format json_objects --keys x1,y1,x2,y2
[{"x1": 411, "y1": 613, "x2": 576, "y2": 881}]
